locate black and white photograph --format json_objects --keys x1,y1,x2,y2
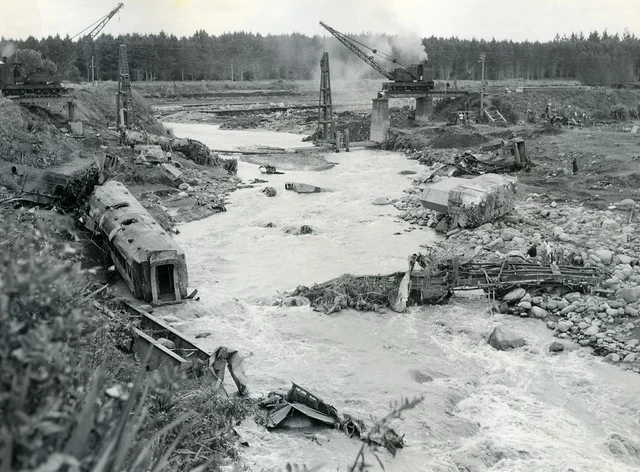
[{"x1": 1, "y1": 1, "x2": 640, "y2": 470}]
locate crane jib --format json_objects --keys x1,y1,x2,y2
[{"x1": 318, "y1": 21, "x2": 426, "y2": 85}]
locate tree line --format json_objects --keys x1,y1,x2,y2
[{"x1": 2, "y1": 29, "x2": 639, "y2": 84}]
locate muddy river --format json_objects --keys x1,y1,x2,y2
[{"x1": 158, "y1": 123, "x2": 640, "y2": 472}]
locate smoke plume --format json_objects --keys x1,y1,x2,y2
[{"x1": 1, "y1": 43, "x2": 17, "y2": 59}]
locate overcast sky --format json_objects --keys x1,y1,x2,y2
[{"x1": 1, "y1": 0, "x2": 639, "y2": 42}]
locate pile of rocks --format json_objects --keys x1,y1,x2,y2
[
  {"x1": 430, "y1": 196, "x2": 640, "y2": 370},
  {"x1": 499, "y1": 287, "x2": 640, "y2": 370},
  {"x1": 392, "y1": 187, "x2": 440, "y2": 228}
]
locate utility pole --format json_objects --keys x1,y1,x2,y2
[
  {"x1": 479, "y1": 52, "x2": 486, "y2": 123},
  {"x1": 91, "y1": 56, "x2": 95, "y2": 84}
]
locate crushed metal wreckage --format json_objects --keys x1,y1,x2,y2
[
  {"x1": 209, "y1": 346, "x2": 249, "y2": 396},
  {"x1": 420, "y1": 138, "x2": 528, "y2": 180},
  {"x1": 259, "y1": 383, "x2": 404, "y2": 453},
  {"x1": 259, "y1": 164, "x2": 284, "y2": 174},
  {"x1": 122, "y1": 129, "x2": 237, "y2": 172},
  {"x1": 420, "y1": 173, "x2": 518, "y2": 231},
  {"x1": 0, "y1": 154, "x2": 118, "y2": 208},
  {"x1": 292, "y1": 253, "x2": 606, "y2": 314},
  {"x1": 118, "y1": 302, "x2": 248, "y2": 395},
  {"x1": 85, "y1": 180, "x2": 189, "y2": 306}
]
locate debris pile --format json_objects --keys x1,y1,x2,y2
[
  {"x1": 123, "y1": 129, "x2": 237, "y2": 171},
  {"x1": 0, "y1": 157, "x2": 118, "y2": 209},
  {"x1": 259, "y1": 164, "x2": 284, "y2": 174},
  {"x1": 259, "y1": 383, "x2": 404, "y2": 453},
  {"x1": 261, "y1": 186, "x2": 277, "y2": 197},
  {"x1": 293, "y1": 273, "x2": 404, "y2": 314},
  {"x1": 427, "y1": 138, "x2": 528, "y2": 178}
]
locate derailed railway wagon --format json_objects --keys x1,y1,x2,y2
[{"x1": 85, "y1": 181, "x2": 188, "y2": 305}]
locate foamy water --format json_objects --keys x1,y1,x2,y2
[{"x1": 157, "y1": 123, "x2": 640, "y2": 472}]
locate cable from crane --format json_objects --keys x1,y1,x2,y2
[
  {"x1": 330, "y1": 27, "x2": 412, "y2": 71},
  {"x1": 71, "y1": 18, "x2": 104, "y2": 40},
  {"x1": 71, "y1": 3, "x2": 124, "y2": 40}
]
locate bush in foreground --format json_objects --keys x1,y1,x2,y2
[{"x1": 0, "y1": 210, "x2": 251, "y2": 471}]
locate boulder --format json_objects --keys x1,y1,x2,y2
[
  {"x1": 557, "y1": 320, "x2": 573, "y2": 333},
  {"x1": 372, "y1": 197, "x2": 390, "y2": 205},
  {"x1": 603, "y1": 276, "x2": 621, "y2": 288},
  {"x1": 161, "y1": 163, "x2": 182, "y2": 182},
  {"x1": 503, "y1": 288, "x2": 527, "y2": 304},
  {"x1": 615, "y1": 287, "x2": 640, "y2": 304},
  {"x1": 584, "y1": 326, "x2": 599, "y2": 336},
  {"x1": 617, "y1": 254, "x2": 633, "y2": 265},
  {"x1": 617, "y1": 199, "x2": 636, "y2": 209},
  {"x1": 549, "y1": 341, "x2": 565, "y2": 353},
  {"x1": 501, "y1": 227, "x2": 520, "y2": 242},
  {"x1": 604, "y1": 353, "x2": 620, "y2": 363},
  {"x1": 593, "y1": 249, "x2": 614, "y2": 265},
  {"x1": 487, "y1": 237, "x2": 505, "y2": 249},
  {"x1": 262, "y1": 186, "x2": 277, "y2": 197},
  {"x1": 564, "y1": 292, "x2": 582, "y2": 303},
  {"x1": 488, "y1": 325, "x2": 526, "y2": 351},
  {"x1": 601, "y1": 219, "x2": 620, "y2": 231},
  {"x1": 530, "y1": 306, "x2": 548, "y2": 319}
]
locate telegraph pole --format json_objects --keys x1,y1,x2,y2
[{"x1": 479, "y1": 52, "x2": 486, "y2": 123}]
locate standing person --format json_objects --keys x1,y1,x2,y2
[
  {"x1": 540, "y1": 240, "x2": 552, "y2": 265},
  {"x1": 572, "y1": 156, "x2": 578, "y2": 174}
]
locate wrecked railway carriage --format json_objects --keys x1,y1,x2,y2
[{"x1": 85, "y1": 181, "x2": 188, "y2": 305}]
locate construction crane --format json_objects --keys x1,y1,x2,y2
[
  {"x1": 72, "y1": 3, "x2": 125, "y2": 40},
  {"x1": 319, "y1": 21, "x2": 434, "y2": 95}
]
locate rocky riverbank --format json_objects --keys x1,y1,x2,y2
[{"x1": 389, "y1": 157, "x2": 640, "y2": 370}]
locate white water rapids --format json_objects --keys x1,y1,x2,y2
[{"x1": 157, "y1": 123, "x2": 640, "y2": 472}]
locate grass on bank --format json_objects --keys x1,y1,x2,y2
[{"x1": 0, "y1": 209, "x2": 253, "y2": 471}]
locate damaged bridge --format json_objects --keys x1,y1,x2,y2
[
  {"x1": 294, "y1": 255, "x2": 606, "y2": 313},
  {"x1": 409, "y1": 256, "x2": 605, "y2": 304}
]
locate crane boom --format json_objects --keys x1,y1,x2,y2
[
  {"x1": 88, "y1": 2, "x2": 124, "y2": 39},
  {"x1": 319, "y1": 21, "x2": 395, "y2": 80}
]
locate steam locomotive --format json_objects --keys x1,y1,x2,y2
[{"x1": 0, "y1": 56, "x2": 62, "y2": 97}]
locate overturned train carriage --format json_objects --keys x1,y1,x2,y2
[{"x1": 85, "y1": 181, "x2": 188, "y2": 305}]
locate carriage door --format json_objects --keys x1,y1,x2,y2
[{"x1": 150, "y1": 253, "x2": 181, "y2": 305}]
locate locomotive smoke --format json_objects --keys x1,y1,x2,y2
[{"x1": 1, "y1": 43, "x2": 16, "y2": 59}]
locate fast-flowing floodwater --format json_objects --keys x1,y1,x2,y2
[{"x1": 158, "y1": 123, "x2": 640, "y2": 472}]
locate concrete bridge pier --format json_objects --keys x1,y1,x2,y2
[
  {"x1": 370, "y1": 98, "x2": 390, "y2": 142},
  {"x1": 415, "y1": 96, "x2": 433, "y2": 123}
]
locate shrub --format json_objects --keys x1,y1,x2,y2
[
  {"x1": 610, "y1": 104, "x2": 627, "y2": 120},
  {"x1": 0, "y1": 210, "x2": 190, "y2": 471}
]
